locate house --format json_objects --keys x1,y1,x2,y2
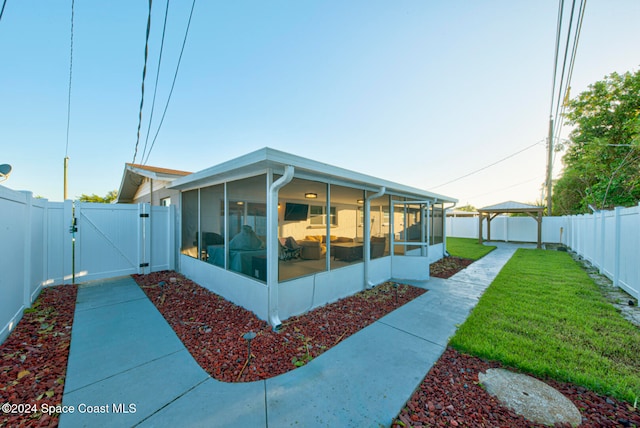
[
  {"x1": 168, "y1": 147, "x2": 457, "y2": 329},
  {"x1": 116, "y1": 163, "x2": 191, "y2": 206}
]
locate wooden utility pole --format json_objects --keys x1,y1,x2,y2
[
  {"x1": 546, "y1": 117, "x2": 554, "y2": 216},
  {"x1": 64, "y1": 156, "x2": 69, "y2": 200}
]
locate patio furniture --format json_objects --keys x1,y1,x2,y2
[
  {"x1": 279, "y1": 237, "x2": 301, "y2": 260},
  {"x1": 332, "y1": 242, "x2": 364, "y2": 262}
]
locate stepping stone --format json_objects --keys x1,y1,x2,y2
[{"x1": 478, "y1": 368, "x2": 582, "y2": 427}]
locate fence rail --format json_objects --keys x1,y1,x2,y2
[
  {"x1": 447, "y1": 204, "x2": 640, "y2": 301},
  {"x1": 0, "y1": 185, "x2": 174, "y2": 344}
]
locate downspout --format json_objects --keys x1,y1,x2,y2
[
  {"x1": 364, "y1": 186, "x2": 386, "y2": 289},
  {"x1": 443, "y1": 202, "x2": 457, "y2": 257},
  {"x1": 267, "y1": 165, "x2": 294, "y2": 330}
]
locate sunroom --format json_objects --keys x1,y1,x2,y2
[{"x1": 170, "y1": 148, "x2": 456, "y2": 329}]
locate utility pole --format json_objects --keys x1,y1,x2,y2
[
  {"x1": 545, "y1": 117, "x2": 554, "y2": 216},
  {"x1": 64, "y1": 156, "x2": 69, "y2": 200}
]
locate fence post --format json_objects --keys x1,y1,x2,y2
[
  {"x1": 613, "y1": 207, "x2": 622, "y2": 287},
  {"x1": 592, "y1": 211, "x2": 597, "y2": 266},
  {"x1": 637, "y1": 203, "x2": 640, "y2": 301},
  {"x1": 42, "y1": 201, "x2": 48, "y2": 289},
  {"x1": 504, "y1": 216, "x2": 509, "y2": 243},
  {"x1": 22, "y1": 192, "x2": 33, "y2": 308},
  {"x1": 138, "y1": 203, "x2": 151, "y2": 274},
  {"x1": 63, "y1": 200, "x2": 74, "y2": 284},
  {"x1": 599, "y1": 210, "x2": 606, "y2": 275},
  {"x1": 169, "y1": 204, "x2": 176, "y2": 271}
]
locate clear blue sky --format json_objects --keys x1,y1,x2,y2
[{"x1": 1, "y1": 1, "x2": 638, "y2": 207}]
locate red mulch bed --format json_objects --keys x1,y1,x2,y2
[
  {"x1": 430, "y1": 256, "x2": 474, "y2": 278},
  {"x1": 132, "y1": 271, "x2": 426, "y2": 383},
  {"x1": 0, "y1": 284, "x2": 78, "y2": 428},
  {"x1": 4, "y1": 258, "x2": 637, "y2": 427},
  {"x1": 393, "y1": 347, "x2": 640, "y2": 428}
]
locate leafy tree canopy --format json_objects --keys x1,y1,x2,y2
[
  {"x1": 457, "y1": 204, "x2": 477, "y2": 212},
  {"x1": 78, "y1": 190, "x2": 118, "y2": 203},
  {"x1": 553, "y1": 68, "x2": 640, "y2": 215}
]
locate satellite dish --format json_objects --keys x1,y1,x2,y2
[{"x1": 0, "y1": 164, "x2": 12, "y2": 183}]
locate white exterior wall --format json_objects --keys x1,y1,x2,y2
[
  {"x1": 179, "y1": 244, "x2": 440, "y2": 323},
  {"x1": 279, "y1": 263, "x2": 365, "y2": 320},
  {"x1": 180, "y1": 254, "x2": 269, "y2": 320}
]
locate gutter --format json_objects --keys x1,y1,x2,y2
[
  {"x1": 364, "y1": 186, "x2": 386, "y2": 289},
  {"x1": 267, "y1": 165, "x2": 294, "y2": 330}
]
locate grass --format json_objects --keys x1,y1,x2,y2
[
  {"x1": 446, "y1": 237, "x2": 496, "y2": 260},
  {"x1": 450, "y1": 248, "x2": 640, "y2": 403}
]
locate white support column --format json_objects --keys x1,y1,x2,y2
[{"x1": 364, "y1": 187, "x2": 385, "y2": 289}]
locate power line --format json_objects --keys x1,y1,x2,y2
[
  {"x1": 132, "y1": 0, "x2": 153, "y2": 164},
  {"x1": 549, "y1": 0, "x2": 564, "y2": 116},
  {"x1": 460, "y1": 176, "x2": 544, "y2": 201},
  {"x1": 430, "y1": 140, "x2": 544, "y2": 190},
  {"x1": 553, "y1": 0, "x2": 587, "y2": 147},
  {"x1": 553, "y1": 0, "x2": 577, "y2": 127},
  {"x1": 143, "y1": 0, "x2": 196, "y2": 165},
  {"x1": 140, "y1": 0, "x2": 171, "y2": 165},
  {"x1": 0, "y1": 0, "x2": 8, "y2": 23},
  {"x1": 545, "y1": 0, "x2": 587, "y2": 215},
  {"x1": 65, "y1": 0, "x2": 75, "y2": 158}
]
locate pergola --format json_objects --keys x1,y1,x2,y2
[{"x1": 477, "y1": 201, "x2": 544, "y2": 249}]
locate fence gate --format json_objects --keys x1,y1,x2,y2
[{"x1": 73, "y1": 202, "x2": 156, "y2": 283}]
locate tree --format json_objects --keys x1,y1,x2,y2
[
  {"x1": 78, "y1": 190, "x2": 118, "y2": 203},
  {"x1": 553, "y1": 69, "x2": 640, "y2": 215},
  {"x1": 457, "y1": 204, "x2": 477, "y2": 212}
]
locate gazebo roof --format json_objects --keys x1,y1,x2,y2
[
  {"x1": 477, "y1": 200, "x2": 544, "y2": 248},
  {"x1": 478, "y1": 200, "x2": 544, "y2": 213}
]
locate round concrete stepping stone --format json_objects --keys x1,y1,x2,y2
[{"x1": 478, "y1": 368, "x2": 582, "y2": 427}]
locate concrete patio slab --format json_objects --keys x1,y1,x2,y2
[
  {"x1": 265, "y1": 320, "x2": 444, "y2": 427},
  {"x1": 61, "y1": 350, "x2": 209, "y2": 427},
  {"x1": 74, "y1": 276, "x2": 148, "y2": 310},
  {"x1": 63, "y1": 295, "x2": 185, "y2": 393},
  {"x1": 138, "y1": 379, "x2": 267, "y2": 428},
  {"x1": 60, "y1": 242, "x2": 532, "y2": 428},
  {"x1": 378, "y1": 291, "x2": 475, "y2": 347}
]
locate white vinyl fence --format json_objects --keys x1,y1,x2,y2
[
  {"x1": 563, "y1": 204, "x2": 640, "y2": 301},
  {"x1": 0, "y1": 185, "x2": 174, "y2": 344},
  {"x1": 447, "y1": 204, "x2": 640, "y2": 300}
]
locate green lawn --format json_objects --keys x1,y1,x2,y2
[
  {"x1": 446, "y1": 237, "x2": 496, "y2": 260},
  {"x1": 450, "y1": 249, "x2": 640, "y2": 403}
]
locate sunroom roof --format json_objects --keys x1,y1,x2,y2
[{"x1": 169, "y1": 147, "x2": 457, "y2": 203}]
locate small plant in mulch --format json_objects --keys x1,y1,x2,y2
[
  {"x1": 0, "y1": 284, "x2": 78, "y2": 428},
  {"x1": 133, "y1": 272, "x2": 427, "y2": 383}
]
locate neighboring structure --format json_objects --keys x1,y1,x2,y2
[
  {"x1": 116, "y1": 163, "x2": 191, "y2": 206},
  {"x1": 447, "y1": 209, "x2": 478, "y2": 218},
  {"x1": 169, "y1": 147, "x2": 456, "y2": 328},
  {"x1": 478, "y1": 201, "x2": 544, "y2": 249}
]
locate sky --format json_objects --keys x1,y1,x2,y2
[{"x1": 1, "y1": 1, "x2": 638, "y2": 208}]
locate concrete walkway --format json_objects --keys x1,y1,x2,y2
[{"x1": 60, "y1": 242, "x2": 535, "y2": 427}]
